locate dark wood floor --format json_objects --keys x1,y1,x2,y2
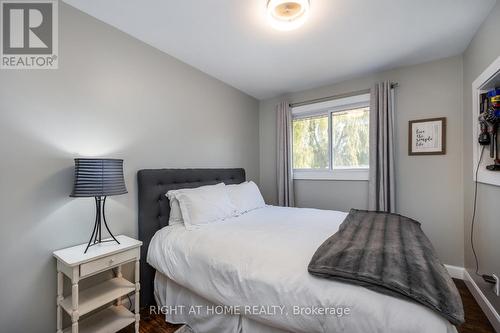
[
  {"x1": 119, "y1": 309, "x2": 181, "y2": 333},
  {"x1": 454, "y1": 279, "x2": 495, "y2": 333},
  {"x1": 120, "y1": 279, "x2": 494, "y2": 333}
]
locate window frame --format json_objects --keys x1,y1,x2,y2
[{"x1": 291, "y1": 93, "x2": 370, "y2": 181}]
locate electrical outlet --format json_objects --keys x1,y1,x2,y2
[{"x1": 493, "y1": 274, "x2": 499, "y2": 296}]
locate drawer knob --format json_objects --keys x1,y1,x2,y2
[{"x1": 109, "y1": 258, "x2": 115, "y2": 265}]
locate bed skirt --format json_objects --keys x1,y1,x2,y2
[{"x1": 154, "y1": 272, "x2": 291, "y2": 333}]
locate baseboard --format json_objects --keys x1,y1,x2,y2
[
  {"x1": 445, "y1": 264, "x2": 465, "y2": 280},
  {"x1": 464, "y1": 269, "x2": 500, "y2": 332}
]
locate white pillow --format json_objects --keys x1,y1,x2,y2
[
  {"x1": 168, "y1": 198, "x2": 184, "y2": 226},
  {"x1": 226, "y1": 181, "x2": 265, "y2": 214},
  {"x1": 167, "y1": 183, "x2": 237, "y2": 229}
]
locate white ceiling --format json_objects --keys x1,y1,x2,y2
[{"x1": 63, "y1": 0, "x2": 495, "y2": 100}]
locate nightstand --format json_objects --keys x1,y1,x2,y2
[{"x1": 53, "y1": 235, "x2": 142, "y2": 333}]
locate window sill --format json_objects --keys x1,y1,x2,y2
[{"x1": 293, "y1": 169, "x2": 369, "y2": 181}]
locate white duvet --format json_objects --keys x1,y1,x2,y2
[{"x1": 147, "y1": 206, "x2": 456, "y2": 333}]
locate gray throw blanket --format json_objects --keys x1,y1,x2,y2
[{"x1": 308, "y1": 209, "x2": 464, "y2": 325}]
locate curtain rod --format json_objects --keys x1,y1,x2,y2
[{"x1": 289, "y1": 82, "x2": 399, "y2": 108}]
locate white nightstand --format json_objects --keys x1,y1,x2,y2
[{"x1": 53, "y1": 235, "x2": 143, "y2": 333}]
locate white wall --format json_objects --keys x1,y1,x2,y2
[
  {"x1": 462, "y1": 1, "x2": 500, "y2": 312},
  {"x1": 0, "y1": 3, "x2": 259, "y2": 332},
  {"x1": 260, "y1": 56, "x2": 464, "y2": 267}
]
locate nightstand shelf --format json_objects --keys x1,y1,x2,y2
[
  {"x1": 60, "y1": 277, "x2": 135, "y2": 316},
  {"x1": 62, "y1": 305, "x2": 135, "y2": 333},
  {"x1": 53, "y1": 235, "x2": 142, "y2": 333}
]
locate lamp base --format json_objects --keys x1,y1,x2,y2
[{"x1": 84, "y1": 196, "x2": 120, "y2": 253}]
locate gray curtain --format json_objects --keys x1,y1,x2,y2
[
  {"x1": 276, "y1": 101, "x2": 295, "y2": 207},
  {"x1": 369, "y1": 81, "x2": 396, "y2": 213}
]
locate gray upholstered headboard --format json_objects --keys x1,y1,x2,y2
[{"x1": 137, "y1": 168, "x2": 246, "y2": 307}]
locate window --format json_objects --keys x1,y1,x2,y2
[
  {"x1": 292, "y1": 94, "x2": 370, "y2": 180},
  {"x1": 292, "y1": 114, "x2": 329, "y2": 169}
]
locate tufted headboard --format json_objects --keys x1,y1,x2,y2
[{"x1": 137, "y1": 168, "x2": 246, "y2": 307}]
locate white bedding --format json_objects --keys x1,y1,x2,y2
[{"x1": 147, "y1": 206, "x2": 456, "y2": 333}]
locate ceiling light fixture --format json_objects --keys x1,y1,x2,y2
[{"x1": 266, "y1": 0, "x2": 310, "y2": 31}]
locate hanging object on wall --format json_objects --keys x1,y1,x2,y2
[
  {"x1": 408, "y1": 117, "x2": 446, "y2": 155},
  {"x1": 483, "y1": 88, "x2": 500, "y2": 170},
  {"x1": 489, "y1": 88, "x2": 500, "y2": 108},
  {"x1": 477, "y1": 119, "x2": 491, "y2": 146}
]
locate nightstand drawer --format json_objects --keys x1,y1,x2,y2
[{"x1": 80, "y1": 248, "x2": 139, "y2": 277}]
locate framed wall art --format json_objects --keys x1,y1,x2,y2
[{"x1": 408, "y1": 117, "x2": 446, "y2": 155}]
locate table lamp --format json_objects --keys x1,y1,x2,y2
[{"x1": 70, "y1": 158, "x2": 127, "y2": 253}]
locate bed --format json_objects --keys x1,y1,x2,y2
[{"x1": 137, "y1": 168, "x2": 458, "y2": 333}]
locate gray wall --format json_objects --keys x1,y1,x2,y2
[
  {"x1": 0, "y1": 3, "x2": 259, "y2": 332},
  {"x1": 260, "y1": 56, "x2": 465, "y2": 267},
  {"x1": 462, "y1": 1, "x2": 500, "y2": 312}
]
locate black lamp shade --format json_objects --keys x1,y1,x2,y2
[{"x1": 71, "y1": 158, "x2": 127, "y2": 197}]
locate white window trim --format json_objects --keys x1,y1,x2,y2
[
  {"x1": 293, "y1": 168, "x2": 369, "y2": 181},
  {"x1": 291, "y1": 93, "x2": 370, "y2": 181},
  {"x1": 292, "y1": 93, "x2": 370, "y2": 116}
]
